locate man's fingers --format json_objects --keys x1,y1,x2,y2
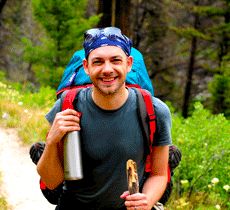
[
  {"x1": 55, "y1": 110, "x2": 81, "y2": 124},
  {"x1": 57, "y1": 115, "x2": 80, "y2": 124},
  {"x1": 61, "y1": 109, "x2": 81, "y2": 117}
]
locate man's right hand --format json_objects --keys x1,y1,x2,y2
[{"x1": 46, "y1": 109, "x2": 81, "y2": 145}]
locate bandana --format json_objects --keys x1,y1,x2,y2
[{"x1": 83, "y1": 27, "x2": 132, "y2": 58}]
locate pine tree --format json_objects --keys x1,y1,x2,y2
[
  {"x1": 169, "y1": 0, "x2": 229, "y2": 117},
  {"x1": 23, "y1": 0, "x2": 100, "y2": 88}
]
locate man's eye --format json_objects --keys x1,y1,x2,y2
[
  {"x1": 112, "y1": 59, "x2": 122, "y2": 64},
  {"x1": 93, "y1": 60, "x2": 102, "y2": 65}
]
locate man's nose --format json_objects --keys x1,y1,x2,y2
[{"x1": 102, "y1": 61, "x2": 113, "y2": 73}]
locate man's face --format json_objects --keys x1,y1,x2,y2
[{"x1": 83, "y1": 46, "x2": 133, "y2": 96}]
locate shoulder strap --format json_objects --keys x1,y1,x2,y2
[
  {"x1": 61, "y1": 88, "x2": 83, "y2": 111},
  {"x1": 138, "y1": 89, "x2": 156, "y2": 144},
  {"x1": 134, "y1": 88, "x2": 156, "y2": 173},
  {"x1": 62, "y1": 87, "x2": 156, "y2": 173}
]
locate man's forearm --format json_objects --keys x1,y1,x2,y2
[
  {"x1": 142, "y1": 174, "x2": 168, "y2": 207},
  {"x1": 37, "y1": 142, "x2": 64, "y2": 189}
]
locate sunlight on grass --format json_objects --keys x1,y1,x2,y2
[
  {"x1": 0, "y1": 80, "x2": 54, "y2": 145},
  {"x1": 0, "y1": 173, "x2": 8, "y2": 210},
  {"x1": 0, "y1": 197, "x2": 8, "y2": 210}
]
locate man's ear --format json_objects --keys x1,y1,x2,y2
[
  {"x1": 83, "y1": 59, "x2": 89, "y2": 75},
  {"x1": 127, "y1": 56, "x2": 133, "y2": 72}
]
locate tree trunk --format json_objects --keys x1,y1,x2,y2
[
  {"x1": 218, "y1": 4, "x2": 230, "y2": 66},
  {"x1": 97, "y1": 0, "x2": 131, "y2": 35},
  {"x1": 0, "y1": 0, "x2": 7, "y2": 15},
  {"x1": 97, "y1": 0, "x2": 112, "y2": 27},
  {"x1": 114, "y1": 0, "x2": 131, "y2": 36},
  {"x1": 111, "y1": 0, "x2": 116, "y2": 26},
  {"x1": 182, "y1": 13, "x2": 199, "y2": 118}
]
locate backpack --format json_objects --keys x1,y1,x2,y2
[{"x1": 56, "y1": 47, "x2": 154, "y2": 97}]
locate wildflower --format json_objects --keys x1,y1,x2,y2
[
  {"x1": 211, "y1": 178, "x2": 219, "y2": 185},
  {"x1": 223, "y1": 185, "x2": 229, "y2": 192},
  {"x1": 180, "y1": 180, "x2": 189, "y2": 185},
  {"x1": 2, "y1": 112, "x2": 10, "y2": 119},
  {"x1": 215, "y1": 204, "x2": 221, "y2": 209},
  {"x1": 24, "y1": 109, "x2": 29, "y2": 113},
  {"x1": 18, "y1": 101, "x2": 23, "y2": 106},
  {"x1": 177, "y1": 197, "x2": 189, "y2": 207},
  {"x1": 208, "y1": 184, "x2": 212, "y2": 189}
]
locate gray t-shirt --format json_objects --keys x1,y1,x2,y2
[{"x1": 46, "y1": 88, "x2": 172, "y2": 209}]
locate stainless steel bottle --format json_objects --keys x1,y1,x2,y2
[{"x1": 64, "y1": 131, "x2": 83, "y2": 180}]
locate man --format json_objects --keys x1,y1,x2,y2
[{"x1": 37, "y1": 27, "x2": 172, "y2": 210}]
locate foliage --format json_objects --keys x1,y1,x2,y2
[
  {"x1": 0, "y1": 173, "x2": 8, "y2": 210},
  {"x1": 171, "y1": 26, "x2": 210, "y2": 40},
  {"x1": 208, "y1": 56, "x2": 230, "y2": 118},
  {"x1": 0, "y1": 196, "x2": 8, "y2": 210},
  {"x1": 167, "y1": 0, "x2": 230, "y2": 117},
  {"x1": 0, "y1": 73, "x2": 55, "y2": 144},
  {"x1": 169, "y1": 102, "x2": 230, "y2": 209},
  {"x1": 23, "y1": 0, "x2": 100, "y2": 88}
]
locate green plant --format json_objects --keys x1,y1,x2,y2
[
  {"x1": 0, "y1": 173, "x2": 8, "y2": 210},
  {"x1": 0, "y1": 196, "x2": 8, "y2": 210},
  {"x1": 22, "y1": 0, "x2": 100, "y2": 88},
  {"x1": 171, "y1": 102, "x2": 230, "y2": 209},
  {"x1": 0, "y1": 77, "x2": 55, "y2": 144}
]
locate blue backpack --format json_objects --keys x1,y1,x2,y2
[{"x1": 56, "y1": 47, "x2": 154, "y2": 97}]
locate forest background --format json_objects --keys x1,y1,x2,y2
[{"x1": 0, "y1": 0, "x2": 229, "y2": 210}]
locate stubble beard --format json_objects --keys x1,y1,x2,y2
[{"x1": 93, "y1": 79, "x2": 126, "y2": 97}]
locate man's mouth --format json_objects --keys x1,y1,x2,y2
[{"x1": 101, "y1": 77, "x2": 118, "y2": 84}]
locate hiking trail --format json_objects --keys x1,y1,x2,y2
[{"x1": 0, "y1": 127, "x2": 55, "y2": 210}]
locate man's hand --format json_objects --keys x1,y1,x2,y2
[
  {"x1": 47, "y1": 109, "x2": 81, "y2": 145},
  {"x1": 120, "y1": 191, "x2": 152, "y2": 210}
]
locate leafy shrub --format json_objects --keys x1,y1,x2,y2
[
  {"x1": 208, "y1": 56, "x2": 230, "y2": 119},
  {"x1": 21, "y1": 86, "x2": 56, "y2": 109},
  {"x1": 171, "y1": 102, "x2": 230, "y2": 208}
]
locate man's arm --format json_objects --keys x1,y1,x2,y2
[
  {"x1": 142, "y1": 145, "x2": 169, "y2": 207},
  {"x1": 121, "y1": 145, "x2": 169, "y2": 210},
  {"x1": 37, "y1": 109, "x2": 81, "y2": 190}
]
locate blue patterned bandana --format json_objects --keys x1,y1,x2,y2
[{"x1": 83, "y1": 27, "x2": 132, "y2": 58}]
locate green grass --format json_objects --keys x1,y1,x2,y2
[
  {"x1": 0, "y1": 197, "x2": 8, "y2": 210},
  {"x1": 0, "y1": 80, "x2": 55, "y2": 145},
  {"x1": 0, "y1": 173, "x2": 9, "y2": 210}
]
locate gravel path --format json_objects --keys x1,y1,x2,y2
[{"x1": 0, "y1": 127, "x2": 55, "y2": 210}]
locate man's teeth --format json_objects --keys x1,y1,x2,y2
[{"x1": 103, "y1": 78, "x2": 114, "y2": 81}]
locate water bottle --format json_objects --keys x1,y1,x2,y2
[{"x1": 64, "y1": 131, "x2": 83, "y2": 180}]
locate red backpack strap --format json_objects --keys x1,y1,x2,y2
[
  {"x1": 61, "y1": 88, "x2": 83, "y2": 111},
  {"x1": 138, "y1": 89, "x2": 156, "y2": 144},
  {"x1": 134, "y1": 88, "x2": 156, "y2": 173},
  {"x1": 57, "y1": 84, "x2": 93, "y2": 99}
]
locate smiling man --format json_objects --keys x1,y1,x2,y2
[
  {"x1": 37, "y1": 27, "x2": 172, "y2": 210},
  {"x1": 83, "y1": 45, "x2": 133, "y2": 109}
]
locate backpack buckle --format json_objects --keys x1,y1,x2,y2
[{"x1": 148, "y1": 113, "x2": 156, "y2": 121}]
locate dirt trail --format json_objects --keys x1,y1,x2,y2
[{"x1": 0, "y1": 127, "x2": 55, "y2": 210}]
